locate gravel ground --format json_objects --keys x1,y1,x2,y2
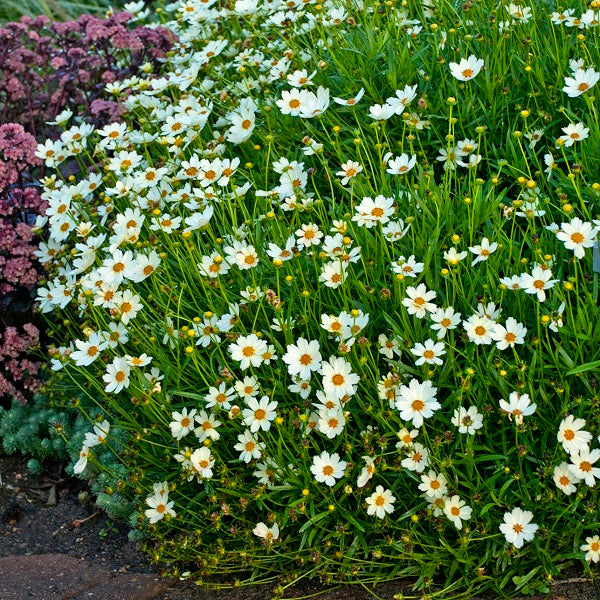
[{"x1": 1, "y1": 454, "x2": 598, "y2": 600}]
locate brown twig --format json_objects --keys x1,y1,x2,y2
[{"x1": 72, "y1": 510, "x2": 101, "y2": 528}]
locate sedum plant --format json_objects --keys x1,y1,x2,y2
[{"x1": 38, "y1": 0, "x2": 600, "y2": 597}]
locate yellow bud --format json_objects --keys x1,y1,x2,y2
[
  {"x1": 541, "y1": 315, "x2": 550, "y2": 324},
  {"x1": 302, "y1": 488, "x2": 309, "y2": 496},
  {"x1": 275, "y1": 416, "x2": 284, "y2": 425},
  {"x1": 499, "y1": 369, "x2": 507, "y2": 377},
  {"x1": 185, "y1": 346, "x2": 194, "y2": 354},
  {"x1": 273, "y1": 258, "x2": 283, "y2": 267}
]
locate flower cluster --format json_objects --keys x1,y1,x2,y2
[
  {"x1": 0, "y1": 12, "x2": 176, "y2": 136},
  {"x1": 39, "y1": 0, "x2": 600, "y2": 596},
  {"x1": 0, "y1": 124, "x2": 45, "y2": 406}
]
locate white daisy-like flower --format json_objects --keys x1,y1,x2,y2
[
  {"x1": 563, "y1": 68, "x2": 599, "y2": 97},
  {"x1": 102, "y1": 357, "x2": 131, "y2": 393},
  {"x1": 463, "y1": 314, "x2": 495, "y2": 345},
  {"x1": 401, "y1": 442, "x2": 429, "y2": 472},
  {"x1": 444, "y1": 495, "x2": 472, "y2": 529},
  {"x1": 410, "y1": 339, "x2": 446, "y2": 366},
  {"x1": 386, "y1": 153, "x2": 417, "y2": 175},
  {"x1": 452, "y1": 406, "x2": 483, "y2": 434},
  {"x1": 234, "y1": 430, "x2": 264, "y2": 463},
  {"x1": 282, "y1": 338, "x2": 322, "y2": 380},
  {"x1": 321, "y1": 356, "x2": 360, "y2": 400},
  {"x1": 499, "y1": 392, "x2": 536, "y2": 425},
  {"x1": 356, "y1": 456, "x2": 376, "y2": 488},
  {"x1": 169, "y1": 407, "x2": 197, "y2": 440},
  {"x1": 310, "y1": 451, "x2": 347, "y2": 486},
  {"x1": 396, "y1": 378, "x2": 440, "y2": 427},
  {"x1": 229, "y1": 334, "x2": 268, "y2": 370},
  {"x1": 558, "y1": 122, "x2": 589, "y2": 147},
  {"x1": 73, "y1": 445, "x2": 90, "y2": 474},
  {"x1": 569, "y1": 447, "x2": 600, "y2": 487},
  {"x1": 145, "y1": 486, "x2": 176, "y2": 524},
  {"x1": 556, "y1": 217, "x2": 596, "y2": 259},
  {"x1": 581, "y1": 536, "x2": 600, "y2": 563},
  {"x1": 499, "y1": 507, "x2": 538, "y2": 548},
  {"x1": 430, "y1": 306, "x2": 461, "y2": 339},
  {"x1": 253, "y1": 522, "x2": 279, "y2": 543},
  {"x1": 402, "y1": 284, "x2": 437, "y2": 318},
  {"x1": 366, "y1": 485, "x2": 396, "y2": 518},
  {"x1": 553, "y1": 462, "x2": 580, "y2": 495},
  {"x1": 520, "y1": 265, "x2": 559, "y2": 302},
  {"x1": 242, "y1": 396, "x2": 278, "y2": 433},
  {"x1": 190, "y1": 447, "x2": 215, "y2": 479},
  {"x1": 449, "y1": 55, "x2": 484, "y2": 81},
  {"x1": 418, "y1": 471, "x2": 448, "y2": 499},
  {"x1": 490, "y1": 317, "x2": 527, "y2": 350},
  {"x1": 469, "y1": 237, "x2": 498, "y2": 265},
  {"x1": 194, "y1": 411, "x2": 221, "y2": 442},
  {"x1": 557, "y1": 415, "x2": 592, "y2": 455}
]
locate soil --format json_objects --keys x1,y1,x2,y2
[{"x1": 1, "y1": 453, "x2": 599, "y2": 600}]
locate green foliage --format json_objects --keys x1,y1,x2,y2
[
  {"x1": 38, "y1": 0, "x2": 600, "y2": 597},
  {"x1": 0, "y1": 394, "x2": 81, "y2": 465}
]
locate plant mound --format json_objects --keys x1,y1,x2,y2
[{"x1": 39, "y1": 0, "x2": 600, "y2": 597}]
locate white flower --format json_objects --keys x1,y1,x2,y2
[
  {"x1": 73, "y1": 445, "x2": 90, "y2": 474},
  {"x1": 282, "y1": 338, "x2": 322, "y2": 381},
  {"x1": 336, "y1": 161, "x2": 363, "y2": 185},
  {"x1": 463, "y1": 314, "x2": 495, "y2": 345},
  {"x1": 556, "y1": 217, "x2": 596, "y2": 259},
  {"x1": 558, "y1": 122, "x2": 589, "y2": 147},
  {"x1": 234, "y1": 430, "x2": 264, "y2": 463},
  {"x1": 418, "y1": 471, "x2": 448, "y2": 499},
  {"x1": 490, "y1": 317, "x2": 527, "y2": 350},
  {"x1": 253, "y1": 522, "x2": 279, "y2": 543},
  {"x1": 557, "y1": 415, "x2": 593, "y2": 455},
  {"x1": 366, "y1": 486, "x2": 396, "y2": 518},
  {"x1": 102, "y1": 357, "x2": 130, "y2": 393},
  {"x1": 243, "y1": 396, "x2": 278, "y2": 433},
  {"x1": 410, "y1": 339, "x2": 446, "y2": 366},
  {"x1": 190, "y1": 447, "x2": 214, "y2": 479},
  {"x1": 317, "y1": 406, "x2": 346, "y2": 439},
  {"x1": 553, "y1": 462, "x2": 579, "y2": 495},
  {"x1": 145, "y1": 487, "x2": 176, "y2": 524},
  {"x1": 581, "y1": 536, "x2": 600, "y2": 563},
  {"x1": 520, "y1": 266, "x2": 559, "y2": 302},
  {"x1": 401, "y1": 443, "x2": 429, "y2": 472},
  {"x1": 386, "y1": 154, "x2": 417, "y2": 175},
  {"x1": 563, "y1": 68, "x2": 599, "y2": 97},
  {"x1": 352, "y1": 195, "x2": 395, "y2": 228},
  {"x1": 310, "y1": 451, "x2": 347, "y2": 486},
  {"x1": 402, "y1": 284, "x2": 437, "y2": 318},
  {"x1": 378, "y1": 334, "x2": 401, "y2": 359},
  {"x1": 170, "y1": 408, "x2": 197, "y2": 440},
  {"x1": 444, "y1": 495, "x2": 472, "y2": 529},
  {"x1": 452, "y1": 406, "x2": 483, "y2": 434},
  {"x1": 430, "y1": 306, "x2": 461, "y2": 339},
  {"x1": 569, "y1": 447, "x2": 600, "y2": 486},
  {"x1": 499, "y1": 507, "x2": 538, "y2": 548},
  {"x1": 396, "y1": 378, "x2": 440, "y2": 427},
  {"x1": 499, "y1": 392, "x2": 536, "y2": 425},
  {"x1": 194, "y1": 411, "x2": 221, "y2": 442},
  {"x1": 469, "y1": 237, "x2": 498, "y2": 265},
  {"x1": 449, "y1": 55, "x2": 484, "y2": 81},
  {"x1": 356, "y1": 456, "x2": 376, "y2": 488},
  {"x1": 70, "y1": 333, "x2": 107, "y2": 366},
  {"x1": 229, "y1": 334, "x2": 268, "y2": 370},
  {"x1": 321, "y1": 356, "x2": 360, "y2": 400}
]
